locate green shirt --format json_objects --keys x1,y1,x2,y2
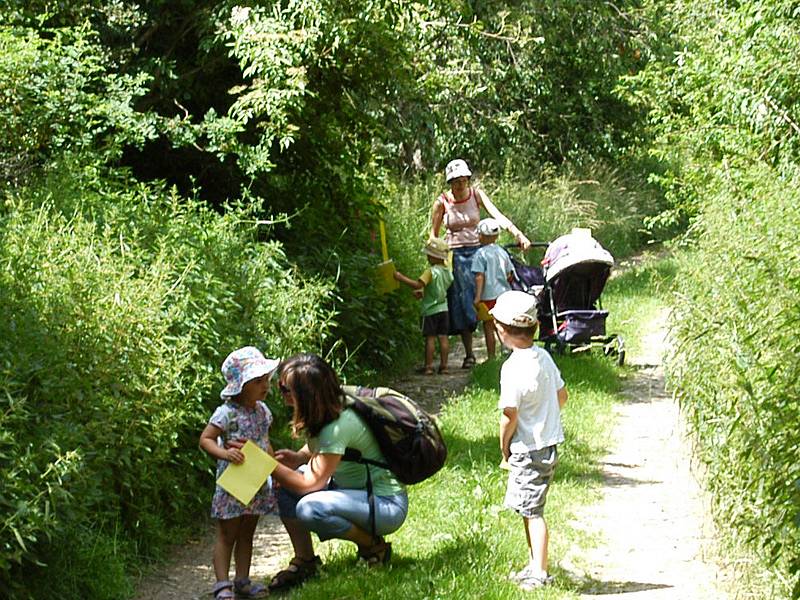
[
  {"x1": 418, "y1": 264, "x2": 453, "y2": 316},
  {"x1": 309, "y1": 408, "x2": 405, "y2": 496}
]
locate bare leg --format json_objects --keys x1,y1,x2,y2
[
  {"x1": 424, "y1": 336, "x2": 435, "y2": 370},
  {"x1": 524, "y1": 516, "x2": 549, "y2": 576},
  {"x1": 214, "y1": 517, "x2": 242, "y2": 582},
  {"x1": 233, "y1": 514, "x2": 260, "y2": 580},
  {"x1": 341, "y1": 523, "x2": 391, "y2": 563},
  {"x1": 281, "y1": 516, "x2": 316, "y2": 561},
  {"x1": 341, "y1": 522, "x2": 375, "y2": 550},
  {"x1": 484, "y1": 320, "x2": 497, "y2": 359},
  {"x1": 438, "y1": 335, "x2": 449, "y2": 370},
  {"x1": 461, "y1": 331, "x2": 474, "y2": 361}
]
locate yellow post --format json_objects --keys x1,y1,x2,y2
[{"x1": 375, "y1": 220, "x2": 399, "y2": 294}]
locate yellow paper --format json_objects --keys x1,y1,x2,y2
[
  {"x1": 376, "y1": 259, "x2": 399, "y2": 293},
  {"x1": 217, "y1": 440, "x2": 278, "y2": 505}
]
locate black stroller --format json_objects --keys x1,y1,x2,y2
[{"x1": 505, "y1": 229, "x2": 625, "y2": 365}]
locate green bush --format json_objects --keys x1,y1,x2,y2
[
  {"x1": 668, "y1": 163, "x2": 800, "y2": 598},
  {"x1": 0, "y1": 166, "x2": 334, "y2": 598}
]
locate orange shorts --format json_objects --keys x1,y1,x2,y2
[{"x1": 476, "y1": 299, "x2": 496, "y2": 322}]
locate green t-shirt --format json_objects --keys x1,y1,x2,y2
[
  {"x1": 418, "y1": 264, "x2": 453, "y2": 316},
  {"x1": 308, "y1": 408, "x2": 405, "y2": 496}
]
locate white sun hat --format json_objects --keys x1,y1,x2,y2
[
  {"x1": 220, "y1": 346, "x2": 280, "y2": 399},
  {"x1": 477, "y1": 218, "x2": 501, "y2": 236},
  {"x1": 445, "y1": 158, "x2": 472, "y2": 182},
  {"x1": 490, "y1": 290, "x2": 539, "y2": 327}
]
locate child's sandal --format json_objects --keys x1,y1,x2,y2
[
  {"x1": 437, "y1": 366, "x2": 449, "y2": 375},
  {"x1": 233, "y1": 577, "x2": 268, "y2": 598},
  {"x1": 212, "y1": 580, "x2": 235, "y2": 599},
  {"x1": 461, "y1": 355, "x2": 476, "y2": 369}
]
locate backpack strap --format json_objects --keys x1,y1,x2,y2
[
  {"x1": 341, "y1": 391, "x2": 387, "y2": 541},
  {"x1": 342, "y1": 448, "x2": 383, "y2": 542}
]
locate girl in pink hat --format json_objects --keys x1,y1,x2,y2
[{"x1": 199, "y1": 346, "x2": 280, "y2": 600}]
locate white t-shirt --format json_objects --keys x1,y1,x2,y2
[{"x1": 498, "y1": 346, "x2": 565, "y2": 452}]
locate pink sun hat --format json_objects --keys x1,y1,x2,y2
[{"x1": 220, "y1": 346, "x2": 280, "y2": 399}]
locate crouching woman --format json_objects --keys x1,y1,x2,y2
[{"x1": 268, "y1": 353, "x2": 408, "y2": 592}]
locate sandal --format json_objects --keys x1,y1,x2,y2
[
  {"x1": 357, "y1": 538, "x2": 392, "y2": 567},
  {"x1": 461, "y1": 355, "x2": 476, "y2": 369},
  {"x1": 233, "y1": 577, "x2": 268, "y2": 599},
  {"x1": 268, "y1": 555, "x2": 321, "y2": 592},
  {"x1": 437, "y1": 366, "x2": 449, "y2": 374},
  {"x1": 212, "y1": 581, "x2": 235, "y2": 599}
]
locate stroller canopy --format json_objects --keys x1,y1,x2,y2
[{"x1": 542, "y1": 228, "x2": 614, "y2": 283}]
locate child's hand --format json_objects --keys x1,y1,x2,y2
[
  {"x1": 224, "y1": 439, "x2": 245, "y2": 450},
  {"x1": 225, "y1": 448, "x2": 245, "y2": 464},
  {"x1": 413, "y1": 289, "x2": 423, "y2": 299}
]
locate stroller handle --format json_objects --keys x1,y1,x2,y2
[{"x1": 504, "y1": 242, "x2": 550, "y2": 250}]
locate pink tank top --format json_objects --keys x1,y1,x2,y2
[{"x1": 438, "y1": 188, "x2": 482, "y2": 248}]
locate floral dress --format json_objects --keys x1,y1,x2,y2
[{"x1": 209, "y1": 400, "x2": 277, "y2": 519}]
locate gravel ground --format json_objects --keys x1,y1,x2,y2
[{"x1": 561, "y1": 308, "x2": 730, "y2": 599}]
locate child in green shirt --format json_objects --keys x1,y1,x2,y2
[{"x1": 394, "y1": 237, "x2": 454, "y2": 374}]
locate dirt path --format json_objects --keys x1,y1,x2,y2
[
  {"x1": 133, "y1": 344, "x2": 475, "y2": 599},
  {"x1": 561, "y1": 308, "x2": 730, "y2": 598},
  {"x1": 135, "y1": 305, "x2": 730, "y2": 599}
]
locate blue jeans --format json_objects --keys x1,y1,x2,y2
[{"x1": 277, "y1": 484, "x2": 408, "y2": 541}]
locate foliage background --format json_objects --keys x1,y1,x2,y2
[{"x1": 0, "y1": 0, "x2": 674, "y2": 597}]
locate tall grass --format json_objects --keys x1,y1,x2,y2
[
  {"x1": 667, "y1": 163, "x2": 800, "y2": 598},
  {"x1": 383, "y1": 161, "x2": 663, "y2": 282}
]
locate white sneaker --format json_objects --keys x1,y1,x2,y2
[{"x1": 514, "y1": 568, "x2": 554, "y2": 590}]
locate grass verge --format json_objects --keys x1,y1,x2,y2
[{"x1": 269, "y1": 254, "x2": 675, "y2": 599}]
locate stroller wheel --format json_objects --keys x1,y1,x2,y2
[
  {"x1": 616, "y1": 336, "x2": 626, "y2": 366},
  {"x1": 617, "y1": 349, "x2": 626, "y2": 366}
]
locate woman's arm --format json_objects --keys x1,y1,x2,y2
[
  {"x1": 274, "y1": 444, "x2": 312, "y2": 469},
  {"x1": 478, "y1": 190, "x2": 531, "y2": 250},
  {"x1": 557, "y1": 386, "x2": 568, "y2": 409},
  {"x1": 430, "y1": 197, "x2": 445, "y2": 238},
  {"x1": 271, "y1": 452, "x2": 342, "y2": 494}
]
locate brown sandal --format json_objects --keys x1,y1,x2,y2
[
  {"x1": 358, "y1": 538, "x2": 392, "y2": 567},
  {"x1": 268, "y1": 555, "x2": 321, "y2": 592}
]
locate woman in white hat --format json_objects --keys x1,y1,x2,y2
[{"x1": 430, "y1": 158, "x2": 531, "y2": 367}]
